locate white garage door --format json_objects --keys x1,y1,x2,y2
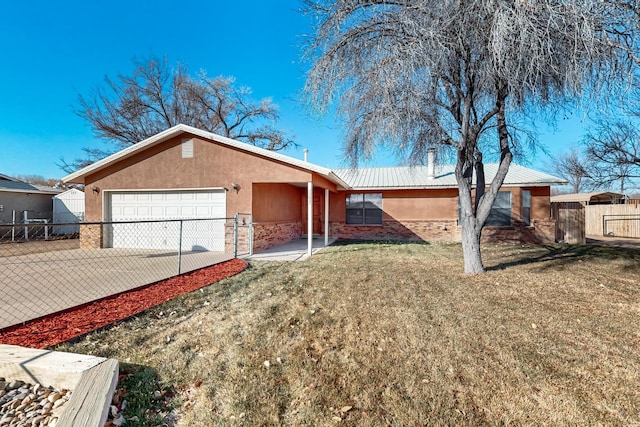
[{"x1": 107, "y1": 190, "x2": 226, "y2": 251}]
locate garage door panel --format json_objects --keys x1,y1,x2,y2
[
  {"x1": 195, "y1": 206, "x2": 209, "y2": 216},
  {"x1": 165, "y1": 206, "x2": 180, "y2": 217},
  {"x1": 108, "y1": 190, "x2": 226, "y2": 251}
]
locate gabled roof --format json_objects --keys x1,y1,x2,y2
[
  {"x1": 335, "y1": 163, "x2": 566, "y2": 190},
  {"x1": 53, "y1": 188, "x2": 84, "y2": 199},
  {"x1": 0, "y1": 177, "x2": 61, "y2": 195},
  {"x1": 62, "y1": 124, "x2": 351, "y2": 189},
  {"x1": 550, "y1": 191, "x2": 625, "y2": 204},
  {"x1": 0, "y1": 173, "x2": 20, "y2": 182},
  {"x1": 62, "y1": 124, "x2": 565, "y2": 190}
]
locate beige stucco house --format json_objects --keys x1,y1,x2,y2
[{"x1": 62, "y1": 124, "x2": 566, "y2": 255}]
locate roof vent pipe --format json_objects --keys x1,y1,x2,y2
[
  {"x1": 427, "y1": 148, "x2": 436, "y2": 180},
  {"x1": 303, "y1": 148, "x2": 309, "y2": 162}
]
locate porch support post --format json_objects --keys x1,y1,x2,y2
[
  {"x1": 324, "y1": 188, "x2": 329, "y2": 246},
  {"x1": 307, "y1": 181, "x2": 313, "y2": 257}
]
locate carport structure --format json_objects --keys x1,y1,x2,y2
[{"x1": 0, "y1": 246, "x2": 231, "y2": 329}]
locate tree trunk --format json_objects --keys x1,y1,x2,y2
[{"x1": 460, "y1": 214, "x2": 485, "y2": 274}]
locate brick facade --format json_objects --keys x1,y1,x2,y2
[
  {"x1": 480, "y1": 219, "x2": 556, "y2": 244},
  {"x1": 253, "y1": 221, "x2": 303, "y2": 253},
  {"x1": 330, "y1": 220, "x2": 460, "y2": 242},
  {"x1": 79, "y1": 224, "x2": 102, "y2": 249},
  {"x1": 330, "y1": 218, "x2": 556, "y2": 244}
]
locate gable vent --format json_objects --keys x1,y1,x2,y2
[{"x1": 182, "y1": 139, "x2": 194, "y2": 158}]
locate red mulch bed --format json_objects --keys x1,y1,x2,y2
[{"x1": 0, "y1": 258, "x2": 248, "y2": 349}]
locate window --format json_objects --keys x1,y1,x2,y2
[
  {"x1": 522, "y1": 190, "x2": 531, "y2": 226},
  {"x1": 346, "y1": 193, "x2": 383, "y2": 225},
  {"x1": 485, "y1": 191, "x2": 512, "y2": 226}
]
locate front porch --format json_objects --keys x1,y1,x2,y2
[
  {"x1": 251, "y1": 180, "x2": 338, "y2": 257},
  {"x1": 244, "y1": 236, "x2": 337, "y2": 261}
]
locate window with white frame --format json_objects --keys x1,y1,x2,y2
[{"x1": 346, "y1": 193, "x2": 383, "y2": 225}]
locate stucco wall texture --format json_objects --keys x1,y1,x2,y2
[
  {"x1": 82, "y1": 135, "x2": 334, "y2": 222},
  {"x1": 78, "y1": 132, "x2": 556, "y2": 252}
]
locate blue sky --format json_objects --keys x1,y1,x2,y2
[{"x1": 0, "y1": 0, "x2": 585, "y2": 180}]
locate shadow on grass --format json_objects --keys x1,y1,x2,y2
[
  {"x1": 486, "y1": 243, "x2": 640, "y2": 272},
  {"x1": 330, "y1": 238, "x2": 432, "y2": 247},
  {"x1": 116, "y1": 362, "x2": 179, "y2": 427}
]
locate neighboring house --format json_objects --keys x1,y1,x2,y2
[
  {"x1": 62, "y1": 124, "x2": 566, "y2": 254},
  {"x1": 0, "y1": 173, "x2": 61, "y2": 224}
]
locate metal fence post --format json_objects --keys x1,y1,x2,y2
[
  {"x1": 11, "y1": 210, "x2": 15, "y2": 242},
  {"x1": 234, "y1": 214, "x2": 239, "y2": 258},
  {"x1": 248, "y1": 214, "x2": 253, "y2": 256},
  {"x1": 23, "y1": 211, "x2": 28, "y2": 241},
  {"x1": 178, "y1": 219, "x2": 184, "y2": 275}
]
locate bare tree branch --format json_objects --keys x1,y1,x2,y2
[
  {"x1": 584, "y1": 118, "x2": 640, "y2": 192},
  {"x1": 65, "y1": 56, "x2": 296, "y2": 172}
]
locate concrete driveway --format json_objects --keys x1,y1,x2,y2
[
  {"x1": 587, "y1": 235, "x2": 640, "y2": 249},
  {"x1": 0, "y1": 247, "x2": 233, "y2": 329}
]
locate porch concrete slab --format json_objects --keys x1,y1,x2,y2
[
  {"x1": 244, "y1": 237, "x2": 336, "y2": 262},
  {"x1": 0, "y1": 248, "x2": 233, "y2": 330}
]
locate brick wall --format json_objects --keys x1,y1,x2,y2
[
  {"x1": 533, "y1": 218, "x2": 556, "y2": 243},
  {"x1": 330, "y1": 220, "x2": 460, "y2": 242},
  {"x1": 224, "y1": 221, "x2": 252, "y2": 254},
  {"x1": 253, "y1": 221, "x2": 303, "y2": 253},
  {"x1": 330, "y1": 218, "x2": 557, "y2": 244},
  {"x1": 480, "y1": 219, "x2": 556, "y2": 244},
  {"x1": 79, "y1": 224, "x2": 102, "y2": 249}
]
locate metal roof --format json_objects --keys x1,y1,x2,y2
[
  {"x1": 61, "y1": 124, "x2": 565, "y2": 190},
  {"x1": 550, "y1": 192, "x2": 625, "y2": 203},
  {"x1": 335, "y1": 163, "x2": 567, "y2": 189}
]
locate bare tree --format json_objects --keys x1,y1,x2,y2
[
  {"x1": 584, "y1": 118, "x2": 640, "y2": 193},
  {"x1": 304, "y1": 0, "x2": 639, "y2": 273},
  {"x1": 551, "y1": 148, "x2": 595, "y2": 193},
  {"x1": 64, "y1": 56, "x2": 295, "y2": 172},
  {"x1": 14, "y1": 175, "x2": 67, "y2": 189}
]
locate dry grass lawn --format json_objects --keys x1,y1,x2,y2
[{"x1": 58, "y1": 241, "x2": 640, "y2": 426}]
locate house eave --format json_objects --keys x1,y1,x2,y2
[
  {"x1": 348, "y1": 182, "x2": 566, "y2": 191},
  {"x1": 0, "y1": 188, "x2": 61, "y2": 195},
  {"x1": 62, "y1": 124, "x2": 348, "y2": 188}
]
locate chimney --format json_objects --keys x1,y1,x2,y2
[
  {"x1": 303, "y1": 148, "x2": 309, "y2": 162},
  {"x1": 427, "y1": 148, "x2": 436, "y2": 180}
]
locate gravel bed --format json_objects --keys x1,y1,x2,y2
[{"x1": 0, "y1": 378, "x2": 71, "y2": 426}]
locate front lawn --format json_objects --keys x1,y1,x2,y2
[{"x1": 58, "y1": 241, "x2": 640, "y2": 426}]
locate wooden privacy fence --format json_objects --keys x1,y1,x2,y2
[
  {"x1": 552, "y1": 202, "x2": 585, "y2": 244},
  {"x1": 586, "y1": 204, "x2": 640, "y2": 238}
]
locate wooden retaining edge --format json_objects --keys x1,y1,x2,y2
[
  {"x1": 57, "y1": 358, "x2": 119, "y2": 427},
  {"x1": 0, "y1": 344, "x2": 118, "y2": 427}
]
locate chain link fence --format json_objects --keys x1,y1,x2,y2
[{"x1": 0, "y1": 216, "x2": 252, "y2": 330}]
